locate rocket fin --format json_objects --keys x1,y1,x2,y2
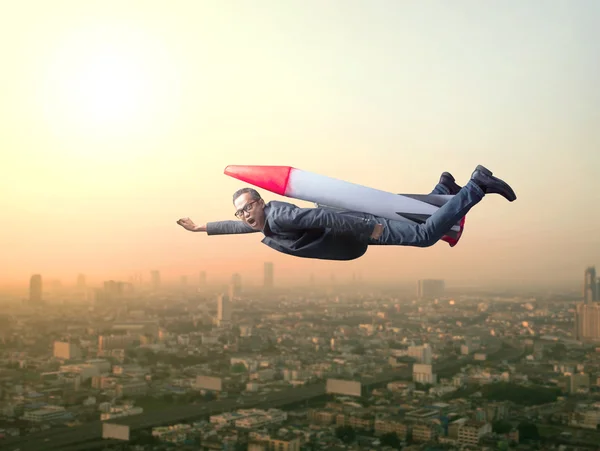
[
  {"x1": 401, "y1": 194, "x2": 450, "y2": 208},
  {"x1": 441, "y1": 216, "x2": 466, "y2": 247}
]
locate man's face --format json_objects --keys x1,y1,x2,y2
[{"x1": 234, "y1": 193, "x2": 265, "y2": 230}]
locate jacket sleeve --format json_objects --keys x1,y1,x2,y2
[
  {"x1": 272, "y1": 207, "x2": 376, "y2": 240},
  {"x1": 206, "y1": 221, "x2": 259, "y2": 235}
]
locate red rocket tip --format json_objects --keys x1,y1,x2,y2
[{"x1": 224, "y1": 165, "x2": 293, "y2": 196}]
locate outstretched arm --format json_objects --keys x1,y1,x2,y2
[
  {"x1": 273, "y1": 207, "x2": 378, "y2": 241},
  {"x1": 205, "y1": 220, "x2": 258, "y2": 235},
  {"x1": 177, "y1": 217, "x2": 259, "y2": 235}
]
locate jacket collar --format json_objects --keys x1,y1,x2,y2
[{"x1": 261, "y1": 202, "x2": 274, "y2": 236}]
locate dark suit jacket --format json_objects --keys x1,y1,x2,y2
[{"x1": 206, "y1": 201, "x2": 377, "y2": 260}]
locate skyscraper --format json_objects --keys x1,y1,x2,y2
[
  {"x1": 150, "y1": 270, "x2": 160, "y2": 291},
  {"x1": 574, "y1": 303, "x2": 600, "y2": 342},
  {"x1": 584, "y1": 266, "x2": 598, "y2": 304},
  {"x1": 231, "y1": 273, "x2": 242, "y2": 296},
  {"x1": 575, "y1": 267, "x2": 600, "y2": 342},
  {"x1": 29, "y1": 274, "x2": 42, "y2": 304},
  {"x1": 76, "y1": 274, "x2": 86, "y2": 289},
  {"x1": 264, "y1": 262, "x2": 274, "y2": 289},
  {"x1": 217, "y1": 293, "x2": 232, "y2": 326},
  {"x1": 408, "y1": 344, "x2": 433, "y2": 364}
]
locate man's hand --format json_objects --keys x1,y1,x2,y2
[
  {"x1": 177, "y1": 217, "x2": 205, "y2": 232},
  {"x1": 370, "y1": 223, "x2": 384, "y2": 240}
]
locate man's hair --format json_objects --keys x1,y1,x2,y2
[{"x1": 232, "y1": 187, "x2": 262, "y2": 204}]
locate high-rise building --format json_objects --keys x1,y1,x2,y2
[
  {"x1": 231, "y1": 273, "x2": 242, "y2": 296},
  {"x1": 199, "y1": 271, "x2": 207, "y2": 287},
  {"x1": 150, "y1": 270, "x2": 160, "y2": 290},
  {"x1": 264, "y1": 262, "x2": 274, "y2": 289},
  {"x1": 574, "y1": 303, "x2": 600, "y2": 342},
  {"x1": 584, "y1": 266, "x2": 598, "y2": 304},
  {"x1": 76, "y1": 274, "x2": 86, "y2": 289},
  {"x1": 53, "y1": 341, "x2": 82, "y2": 360},
  {"x1": 408, "y1": 344, "x2": 432, "y2": 364},
  {"x1": 417, "y1": 279, "x2": 445, "y2": 300},
  {"x1": 217, "y1": 293, "x2": 232, "y2": 326},
  {"x1": 29, "y1": 274, "x2": 42, "y2": 304},
  {"x1": 413, "y1": 363, "x2": 436, "y2": 384}
]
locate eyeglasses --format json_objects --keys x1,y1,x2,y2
[{"x1": 235, "y1": 200, "x2": 259, "y2": 218}]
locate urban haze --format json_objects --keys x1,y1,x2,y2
[{"x1": 1, "y1": 265, "x2": 600, "y2": 450}]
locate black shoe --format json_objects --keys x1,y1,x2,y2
[
  {"x1": 439, "y1": 172, "x2": 462, "y2": 195},
  {"x1": 471, "y1": 165, "x2": 517, "y2": 202}
]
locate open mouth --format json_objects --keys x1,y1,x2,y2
[{"x1": 247, "y1": 218, "x2": 256, "y2": 226}]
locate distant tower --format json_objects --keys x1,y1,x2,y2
[
  {"x1": 29, "y1": 274, "x2": 42, "y2": 304},
  {"x1": 264, "y1": 262, "x2": 274, "y2": 289},
  {"x1": 231, "y1": 273, "x2": 242, "y2": 296},
  {"x1": 150, "y1": 270, "x2": 160, "y2": 291},
  {"x1": 584, "y1": 267, "x2": 597, "y2": 304},
  {"x1": 574, "y1": 302, "x2": 600, "y2": 342},
  {"x1": 76, "y1": 274, "x2": 86, "y2": 289},
  {"x1": 199, "y1": 271, "x2": 207, "y2": 287},
  {"x1": 217, "y1": 293, "x2": 232, "y2": 326}
]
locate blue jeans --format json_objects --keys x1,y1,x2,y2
[{"x1": 354, "y1": 180, "x2": 485, "y2": 247}]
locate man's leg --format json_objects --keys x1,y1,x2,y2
[
  {"x1": 431, "y1": 172, "x2": 462, "y2": 195},
  {"x1": 430, "y1": 183, "x2": 449, "y2": 195},
  {"x1": 370, "y1": 180, "x2": 484, "y2": 247},
  {"x1": 370, "y1": 166, "x2": 516, "y2": 247}
]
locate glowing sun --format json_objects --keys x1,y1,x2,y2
[{"x1": 41, "y1": 23, "x2": 180, "y2": 136}]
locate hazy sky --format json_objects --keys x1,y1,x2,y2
[{"x1": 1, "y1": 0, "x2": 599, "y2": 288}]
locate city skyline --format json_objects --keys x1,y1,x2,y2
[
  {"x1": 9, "y1": 265, "x2": 599, "y2": 305},
  {"x1": 4, "y1": 263, "x2": 599, "y2": 294}
]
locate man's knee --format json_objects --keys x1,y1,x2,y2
[
  {"x1": 415, "y1": 228, "x2": 438, "y2": 247},
  {"x1": 416, "y1": 237, "x2": 437, "y2": 248}
]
